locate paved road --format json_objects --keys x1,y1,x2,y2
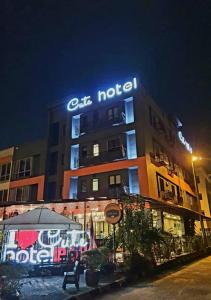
[{"x1": 99, "y1": 256, "x2": 211, "y2": 300}]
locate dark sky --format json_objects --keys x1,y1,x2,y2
[{"x1": 0, "y1": 0, "x2": 211, "y2": 157}]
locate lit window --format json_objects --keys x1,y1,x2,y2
[
  {"x1": 92, "y1": 178, "x2": 99, "y2": 191},
  {"x1": 93, "y1": 144, "x2": 99, "y2": 157},
  {"x1": 109, "y1": 175, "x2": 121, "y2": 185}
]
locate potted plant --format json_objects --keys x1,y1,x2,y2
[{"x1": 82, "y1": 249, "x2": 106, "y2": 287}]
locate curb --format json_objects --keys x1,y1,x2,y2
[{"x1": 66, "y1": 277, "x2": 127, "y2": 300}]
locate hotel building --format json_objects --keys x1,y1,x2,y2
[{"x1": 0, "y1": 77, "x2": 209, "y2": 237}]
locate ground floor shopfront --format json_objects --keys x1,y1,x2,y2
[{"x1": 0, "y1": 199, "x2": 207, "y2": 240}]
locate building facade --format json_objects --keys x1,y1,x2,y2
[{"x1": 0, "y1": 77, "x2": 209, "y2": 238}]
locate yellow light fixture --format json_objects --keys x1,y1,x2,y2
[{"x1": 192, "y1": 155, "x2": 202, "y2": 162}]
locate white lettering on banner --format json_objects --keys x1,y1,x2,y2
[
  {"x1": 178, "y1": 131, "x2": 193, "y2": 153},
  {"x1": 4, "y1": 229, "x2": 89, "y2": 264},
  {"x1": 67, "y1": 77, "x2": 138, "y2": 111}
]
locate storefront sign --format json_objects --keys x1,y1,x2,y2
[
  {"x1": 67, "y1": 77, "x2": 138, "y2": 112},
  {"x1": 178, "y1": 131, "x2": 192, "y2": 153},
  {"x1": 4, "y1": 229, "x2": 89, "y2": 264},
  {"x1": 104, "y1": 203, "x2": 122, "y2": 225}
]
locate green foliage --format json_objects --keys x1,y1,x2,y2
[
  {"x1": 82, "y1": 247, "x2": 109, "y2": 271},
  {"x1": 117, "y1": 196, "x2": 164, "y2": 261}
]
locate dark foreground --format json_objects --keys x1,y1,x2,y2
[{"x1": 99, "y1": 256, "x2": 211, "y2": 300}]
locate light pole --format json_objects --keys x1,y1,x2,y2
[{"x1": 191, "y1": 156, "x2": 207, "y2": 246}]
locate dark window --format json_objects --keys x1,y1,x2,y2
[
  {"x1": 30, "y1": 184, "x2": 38, "y2": 201},
  {"x1": 33, "y1": 155, "x2": 40, "y2": 176},
  {"x1": 107, "y1": 107, "x2": 119, "y2": 121},
  {"x1": 81, "y1": 146, "x2": 88, "y2": 158},
  {"x1": 0, "y1": 190, "x2": 8, "y2": 202},
  {"x1": 159, "y1": 178, "x2": 165, "y2": 192},
  {"x1": 93, "y1": 110, "x2": 99, "y2": 126},
  {"x1": 108, "y1": 138, "x2": 121, "y2": 151},
  {"x1": 0, "y1": 163, "x2": 11, "y2": 181},
  {"x1": 109, "y1": 175, "x2": 121, "y2": 186},
  {"x1": 49, "y1": 122, "x2": 59, "y2": 146},
  {"x1": 13, "y1": 158, "x2": 32, "y2": 179},
  {"x1": 47, "y1": 182, "x2": 56, "y2": 200},
  {"x1": 81, "y1": 180, "x2": 87, "y2": 192},
  {"x1": 62, "y1": 124, "x2": 66, "y2": 136},
  {"x1": 61, "y1": 154, "x2": 64, "y2": 165},
  {"x1": 196, "y1": 176, "x2": 200, "y2": 184},
  {"x1": 80, "y1": 115, "x2": 88, "y2": 132},
  {"x1": 49, "y1": 152, "x2": 58, "y2": 175}
]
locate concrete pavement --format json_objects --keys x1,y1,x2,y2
[{"x1": 99, "y1": 256, "x2": 211, "y2": 300}]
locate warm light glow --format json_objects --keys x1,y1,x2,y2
[{"x1": 192, "y1": 156, "x2": 202, "y2": 162}]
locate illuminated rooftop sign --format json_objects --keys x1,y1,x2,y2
[
  {"x1": 178, "y1": 131, "x2": 193, "y2": 153},
  {"x1": 67, "y1": 77, "x2": 138, "y2": 112}
]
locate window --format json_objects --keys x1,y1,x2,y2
[
  {"x1": 49, "y1": 122, "x2": 59, "y2": 146},
  {"x1": 13, "y1": 158, "x2": 32, "y2": 179},
  {"x1": 93, "y1": 110, "x2": 99, "y2": 126},
  {"x1": 80, "y1": 115, "x2": 88, "y2": 132},
  {"x1": 107, "y1": 107, "x2": 119, "y2": 121},
  {"x1": 109, "y1": 175, "x2": 121, "y2": 186},
  {"x1": 81, "y1": 146, "x2": 88, "y2": 158},
  {"x1": 93, "y1": 144, "x2": 100, "y2": 157},
  {"x1": 0, "y1": 189, "x2": 8, "y2": 202},
  {"x1": 9, "y1": 186, "x2": 30, "y2": 202},
  {"x1": 81, "y1": 180, "x2": 87, "y2": 192},
  {"x1": 92, "y1": 178, "x2": 99, "y2": 191},
  {"x1": 49, "y1": 152, "x2": 58, "y2": 175},
  {"x1": 159, "y1": 178, "x2": 165, "y2": 192},
  {"x1": 108, "y1": 138, "x2": 120, "y2": 151},
  {"x1": 0, "y1": 163, "x2": 11, "y2": 181}
]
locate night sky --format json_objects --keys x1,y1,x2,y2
[{"x1": 1, "y1": 1, "x2": 211, "y2": 157}]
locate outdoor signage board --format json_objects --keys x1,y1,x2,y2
[
  {"x1": 104, "y1": 203, "x2": 122, "y2": 225},
  {"x1": 3, "y1": 229, "x2": 90, "y2": 264},
  {"x1": 178, "y1": 131, "x2": 192, "y2": 153},
  {"x1": 67, "y1": 77, "x2": 138, "y2": 112}
]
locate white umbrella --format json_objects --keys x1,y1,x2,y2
[{"x1": 1, "y1": 207, "x2": 82, "y2": 230}]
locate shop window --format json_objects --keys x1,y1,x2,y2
[
  {"x1": 107, "y1": 107, "x2": 119, "y2": 121},
  {"x1": 92, "y1": 178, "x2": 99, "y2": 191},
  {"x1": 109, "y1": 175, "x2": 121, "y2": 186},
  {"x1": 49, "y1": 122, "x2": 59, "y2": 146},
  {"x1": 13, "y1": 158, "x2": 32, "y2": 179},
  {"x1": 81, "y1": 180, "x2": 87, "y2": 193},
  {"x1": 93, "y1": 144, "x2": 100, "y2": 157},
  {"x1": 0, "y1": 163, "x2": 11, "y2": 181},
  {"x1": 0, "y1": 189, "x2": 8, "y2": 202}
]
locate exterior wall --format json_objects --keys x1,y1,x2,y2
[
  {"x1": 196, "y1": 167, "x2": 211, "y2": 219},
  {"x1": 0, "y1": 147, "x2": 14, "y2": 202}
]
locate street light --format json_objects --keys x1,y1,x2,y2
[{"x1": 191, "y1": 155, "x2": 207, "y2": 246}]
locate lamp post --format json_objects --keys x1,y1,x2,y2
[{"x1": 191, "y1": 156, "x2": 207, "y2": 246}]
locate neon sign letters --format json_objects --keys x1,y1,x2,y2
[
  {"x1": 67, "y1": 77, "x2": 138, "y2": 112},
  {"x1": 4, "y1": 229, "x2": 89, "y2": 264},
  {"x1": 178, "y1": 131, "x2": 193, "y2": 153}
]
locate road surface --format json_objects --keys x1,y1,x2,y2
[{"x1": 99, "y1": 256, "x2": 211, "y2": 300}]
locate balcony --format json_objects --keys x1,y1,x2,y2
[{"x1": 79, "y1": 148, "x2": 127, "y2": 167}]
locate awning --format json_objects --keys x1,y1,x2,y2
[{"x1": 142, "y1": 196, "x2": 211, "y2": 221}]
